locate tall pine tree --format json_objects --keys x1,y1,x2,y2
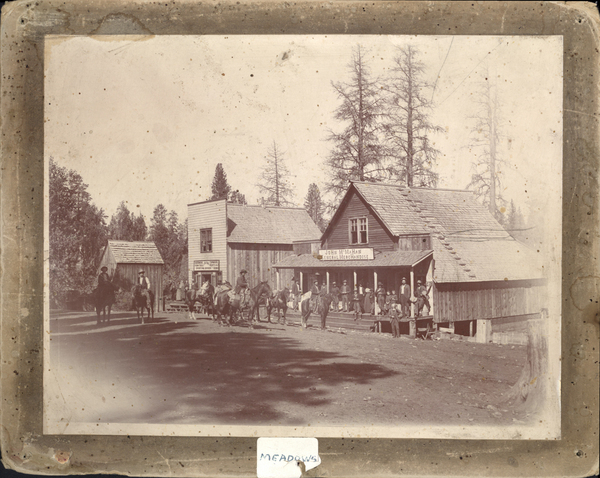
[
  {"x1": 383, "y1": 45, "x2": 442, "y2": 187},
  {"x1": 258, "y1": 141, "x2": 295, "y2": 206},
  {"x1": 210, "y1": 163, "x2": 232, "y2": 200},
  {"x1": 325, "y1": 45, "x2": 387, "y2": 202},
  {"x1": 304, "y1": 183, "x2": 327, "y2": 232}
]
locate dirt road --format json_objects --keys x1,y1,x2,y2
[{"x1": 47, "y1": 310, "x2": 527, "y2": 428}]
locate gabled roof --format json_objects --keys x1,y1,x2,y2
[
  {"x1": 107, "y1": 240, "x2": 164, "y2": 265},
  {"x1": 227, "y1": 204, "x2": 322, "y2": 244},
  {"x1": 322, "y1": 182, "x2": 543, "y2": 283}
]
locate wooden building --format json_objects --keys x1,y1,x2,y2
[
  {"x1": 274, "y1": 182, "x2": 546, "y2": 340},
  {"x1": 98, "y1": 240, "x2": 165, "y2": 298},
  {"x1": 187, "y1": 199, "x2": 322, "y2": 289}
]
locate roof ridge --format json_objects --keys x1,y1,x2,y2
[
  {"x1": 351, "y1": 181, "x2": 472, "y2": 194},
  {"x1": 228, "y1": 203, "x2": 305, "y2": 210},
  {"x1": 109, "y1": 240, "x2": 156, "y2": 244}
]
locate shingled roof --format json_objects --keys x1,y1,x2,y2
[
  {"x1": 321, "y1": 182, "x2": 544, "y2": 283},
  {"x1": 227, "y1": 204, "x2": 322, "y2": 244},
  {"x1": 107, "y1": 240, "x2": 164, "y2": 264}
]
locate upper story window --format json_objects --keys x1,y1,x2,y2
[
  {"x1": 349, "y1": 217, "x2": 368, "y2": 244},
  {"x1": 200, "y1": 228, "x2": 212, "y2": 253}
]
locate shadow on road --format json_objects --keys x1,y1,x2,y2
[{"x1": 49, "y1": 311, "x2": 399, "y2": 425}]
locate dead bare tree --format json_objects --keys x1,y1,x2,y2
[
  {"x1": 466, "y1": 67, "x2": 508, "y2": 222},
  {"x1": 257, "y1": 141, "x2": 295, "y2": 206},
  {"x1": 383, "y1": 45, "x2": 443, "y2": 188}
]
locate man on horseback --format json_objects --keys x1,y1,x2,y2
[
  {"x1": 138, "y1": 269, "x2": 151, "y2": 290},
  {"x1": 235, "y1": 269, "x2": 250, "y2": 308},
  {"x1": 98, "y1": 266, "x2": 111, "y2": 290}
]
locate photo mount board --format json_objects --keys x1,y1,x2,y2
[{"x1": 1, "y1": 1, "x2": 598, "y2": 477}]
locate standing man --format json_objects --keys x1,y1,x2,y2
[
  {"x1": 341, "y1": 280, "x2": 350, "y2": 312},
  {"x1": 415, "y1": 280, "x2": 431, "y2": 317},
  {"x1": 235, "y1": 269, "x2": 249, "y2": 307},
  {"x1": 291, "y1": 277, "x2": 300, "y2": 311},
  {"x1": 376, "y1": 282, "x2": 386, "y2": 315},
  {"x1": 399, "y1": 277, "x2": 411, "y2": 317},
  {"x1": 351, "y1": 289, "x2": 362, "y2": 321},
  {"x1": 330, "y1": 281, "x2": 340, "y2": 312},
  {"x1": 389, "y1": 303, "x2": 401, "y2": 338}
]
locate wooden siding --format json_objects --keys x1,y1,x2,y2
[
  {"x1": 114, "y1": 263, "x2": 164, "y2": 300},
  {"x1": 396, "y1": 234, "x2": 431, "y2": 251},
  {"x1": 433, "y1": 279, "x2": 545, "y2": 323},
  {"x1": 293, "y1": 241, "x2": 320, "y2": 255},
  {"x1": 228, "y1": 243, "x2": 295, "y2": 289},
  {"x1": 188, "y1": 200, "x2": 228, "y2": 283},
  {"x1": 324, "y1": 190, "x2": 395, "y2": 251}
]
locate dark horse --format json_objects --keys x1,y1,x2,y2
[
  {"x1": 95, "y1": 282, "x2": 117, "y2": 325},
  {"x1": 185, "y1": 282, "x2": 215, "y2": 321},
  {"x1": 214, "y1": 281, "x2": 272, "y2": 328},
  {"x1": 132, "y1": 285, "x2": 154, "y2": 324},
  {"x1": 266, "y1": 288, "x2": 290, "y2": 325}
]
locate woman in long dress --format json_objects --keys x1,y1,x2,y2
[{"x1": 363, "y1": 288, "x2": 373, "y2": 316}]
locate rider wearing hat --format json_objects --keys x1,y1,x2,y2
[
  {"x1": 138, "y1": 269, "x2": 151, "y2": 290},
  {"x1": 98, "y1": 266, "x2": 111, "y2": 293},
  {"x1": 235, "y1": 269, "x2": 249, "y2": 306}
]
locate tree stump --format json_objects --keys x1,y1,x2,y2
[{"x1": 504, "y1": 310, "x2": 548, "y2": 411}]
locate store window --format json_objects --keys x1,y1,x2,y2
[
  {"x1": 200, "y1": 228, "x2": 212, "y2": 253},
  {"x1": 349, "y1": 217, "x2": 368, "y2": 244}
]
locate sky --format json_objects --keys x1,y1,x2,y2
[{"x1": 44, "y1": 35, "x2": 563, "y2": 224}]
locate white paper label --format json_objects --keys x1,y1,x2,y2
[{"x1": 257, "y1": 437, "x2": 321, "y2": 478}]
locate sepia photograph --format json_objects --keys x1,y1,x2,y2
[{"x1": 43, "y1": 34, "x2": 562, "y2": 440}]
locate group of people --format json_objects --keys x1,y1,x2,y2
[{"x1": 287, "y1": 276, "x2": 430, "y2": 326}]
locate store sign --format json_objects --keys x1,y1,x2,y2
[
  {"x1": 318, "y1": 248, "x2": 374, "y2": 261},
  {"x1": 194, "y1": 260, "x2": 220, "y2": 271}
]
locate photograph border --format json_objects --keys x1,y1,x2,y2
[{"x1": 1, "y1": 1, "x2": 599, "y2": 476}]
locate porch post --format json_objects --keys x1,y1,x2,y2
[
  {"x1": 373, "y1": 270, "x2": 379, "y2": 315},
  {"x1": 300, "y1": 271, "x2": 304, "y2": 293},
  {"x1": 426, "y1": 258, "x2": 434, "y2": 317},
  {"x1": 410, "y1": 267, "x2": 415, "y2": 318},
  {"x1": 326, "y1": 271, "x2": 330, "y2": 293},
  {"x1": 276, "y1": 269, "x2": 280, "y2": 290},
  {"x1": 353, "y1": 270, "x2": 357, "y2": 290}
]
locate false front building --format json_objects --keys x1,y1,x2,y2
[
  {"x1": 187, "y1": 199, "x2": 322, "y2": 289},
  {"x1": 274, "y1": 181, "x2": 545, "y2": 337}
]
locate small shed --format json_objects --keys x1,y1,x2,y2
[{"x1": 98, "y1": 240, "x2": 165, "y2": 297}]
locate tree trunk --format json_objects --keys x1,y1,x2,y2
[{"x1": 504, "y1": 310, "x2": 548, "y2": 411}]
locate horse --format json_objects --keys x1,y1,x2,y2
[
  {"x1": 300, "y1": 292, "x2": 333, "y2": 330},
  {"x1": 185, "y1": 282, "x2": 215, "y2": 320},
  {"x1": 132, "y1": 285, "x2": 154, "y2": 324},
  {"x1": 266, "y1": 288, "x2": 290, "y2": 325},
  {"x1": 214, "y1": 281, "x2": 272, "y2": 328},
  {"x1": 95, "y1": 282, "x2": 117, "y2": 325}
]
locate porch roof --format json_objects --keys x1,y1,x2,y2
[{"x1": 274, "y1": 249, "x2": 433, "y2": 269}]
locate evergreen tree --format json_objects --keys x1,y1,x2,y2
[
  {"x1": 325, "y1": 45, "x2": 387, "y2": 202},
  {"x1": 228, "y1": 190, "x2": 248, "y2": 205},
  {"x1": 210, "y1": 163, "x2": 231, "y2": 200},
  {"x1": 383, "y1": 45, "x2": 442, "y2": 187},
  {"x1": 108, "y1": 201, "x2": 136, "y2": 241},
  {"x1": 304, "y1": 183, "x2": 327, "y2": 232},
  {"x1": 258, "y1": 141, "x2": 295, "y2": 206},
  {"x1": 131, "y1": 212, "x2": 148, "y2": 241},
  {"x1": 49, "y1": 158, "x2": 107, "y2": 305}
]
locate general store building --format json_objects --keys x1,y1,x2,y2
[
  {"x1": 187, "y1": 199, "x2": 322, "y2": 289},
  {"x1": 274, "y1": 181, "x2": 545, "y2": 338}
]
